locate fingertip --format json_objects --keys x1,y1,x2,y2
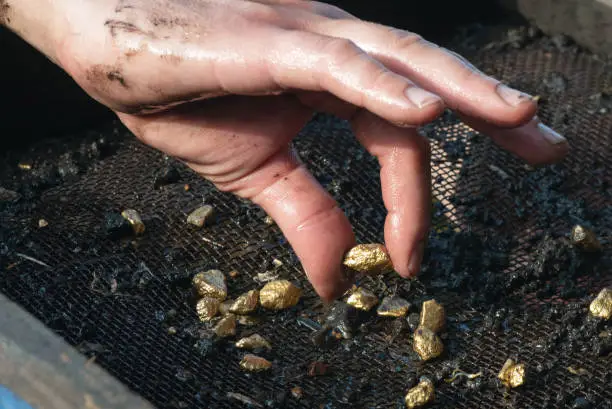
[
  {"x1": 490, "y1": 83, "x2": 539, "y2": 128},
  {"x1": 464, "y1": 116, "x2": 570, "y2": 165},
  {"x1": 252, "y1": 166, "x2": 356, "y2": 302},
  {"x1": 385, "y1": 213, "x2": 428, "y2": 279}
]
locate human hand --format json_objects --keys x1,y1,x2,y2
[{"x1": 7, "y1": 0, "x2": 568, "y2": 300}]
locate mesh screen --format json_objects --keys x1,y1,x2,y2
[{"x1": 1, "y1": 25, "x2": 611, "y2": 409}]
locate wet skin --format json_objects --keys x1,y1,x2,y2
[{"x1": 3, "y1": 0, "x2": 568, "y2": 300}]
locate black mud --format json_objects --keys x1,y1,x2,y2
[{"x1": 1, "y1": 22, "x2": 611, "y2": 409}]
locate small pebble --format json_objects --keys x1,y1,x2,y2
[
  {"x1": 377, "y1": 296, "x2": 411, "y2": 317},
  {"x1": 240, "y1": 354, "x2": 272, "y2": 372},
  {"x1": 307, "y1": 362, "x2": 329, "y2": 377},
  {"x1": 38, "y1": 219, "x2": 49, "y2": 228},
  {"x1": 0, "y1": 187, "x2": 20, "y2": 202},
  {"x1": 193, "y1": 269, "x2": 227, "y2": 300},
  {"x1": 235, "y1": 334, "x2": 272, "y2": 350},
  {"x1": 187, "y1": 205, "x2": 215, "y2": 228},
  {"x1": 346, "y1": 288, "x2": 378, "y2": 311},
  {"x1": 589, "y1": 288, "x2": 612, "y2": 320},
  {"x1": 213, "y1": 314, "x2": 237, "y2": 337},
  {"x1": 230, "y1": 290, "x2": 259, "y2": 314},
  {"x1": 121, "y1": 209, "x2": 145, "y2": 235},
  {"x1": 290, "y1": 386, "x2": 304, "y2": 399},
  {"x1": 570, "y1": 225, "x2": 601, "y2": 252}
]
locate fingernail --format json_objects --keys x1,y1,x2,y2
[
  {"x1": 537, "y1": 122, "x2": 568, "y2": 145},
  {"x1": 496, "y1": 83, "x2": 534, "y2": 107},
  {"x1": 405, "y1": 87, "x2": 442, "y2": 109},
  {"x1": 408, "y1": 241, "x2": 426, "y2": 276}
]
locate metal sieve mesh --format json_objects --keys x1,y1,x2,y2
[{"x1": 1, "y1": 25, "x2": 611, "y2": 409}]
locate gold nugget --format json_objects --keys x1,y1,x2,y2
[
  {"x1": 240, "y1": 354, "x2": 272, "y2": 372},
  {"x1": 213, "y1": 314, "x2": 237, "y2": 337},
  {"x1": 346, "y1": 288, "x2": 379, "y2": 311},
  {"x1": 413, "y1": 326, "x2": 444, "y2": 361},
  {"x1": 404, "y1": 377, "x2": 435, "y2": 409},
  {"x1": 196, "y1": 297, "x2": 220, "y2": 322},
  {"x1": 589, "y1": 288, "x2": 612, "y2": 320},
  {"x1": 187, "y1": 205, "x2": 215, "y2": 228},
  {"x1": 236, "y1": 334, "x2": 272, "y2": 350},
  {"x1": 420, "y1": 299, "x2": 446, "y2": 333},
  {"x1": 230, "y1": 290, "x2": 259, "y2": 314},
  {"x1": 260, "y1": 280, "x2": 302, "y2": 310},
  {"x1": 377, "y1": 296, "x2": 411, "y2": 317},
  {"x1": 193, "y1": 269, "x2": 227, "y2": 300},
  {"x1": 570, "y1": 225, "x2": 602, "y2": 252},
  {"x1": 498, "y1": 359, "x2": 526, "y2": 388},
  {"x1": 121, "y1": 209, "x2": 145, "y2": 235},
  {"x1": 342, "y1": 244, "x2": 393, "y2": 275}
]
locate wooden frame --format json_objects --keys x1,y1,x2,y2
[{"x1": 0, "y1": 294, "x2": 155, "y2": 409}]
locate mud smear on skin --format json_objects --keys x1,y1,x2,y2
[{"x1": 86, "y1": 64, "x2": 130, "y2": 90}]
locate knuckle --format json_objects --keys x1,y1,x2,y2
[
  {"x1": 388, "y1": 29, "x2": 425, "y2": 51},
  {"x1": 322, "y1": 37, "x2": 360, "y2": 62},
  {"x1": 312, "y1": 2, "x2": 355, "y2": 19},
  {"x1": 367, "y1": 68, "x2": 396, "y2": 92}
]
